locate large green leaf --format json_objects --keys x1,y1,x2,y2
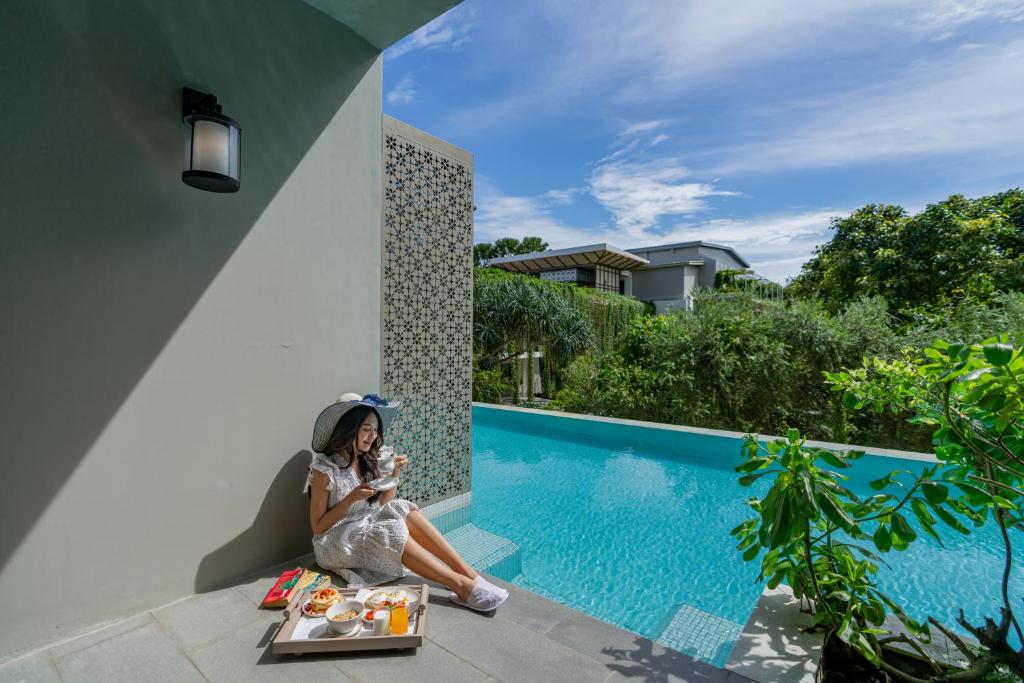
[
  {"x1": 817, "y1": 492, "x2": 855, "y2": 532},
  {"x1": 890, "y1": 513, "x2": 917, "y2": 543},
  {"x1": 873, "y1": 524, "x2": 892, "y2": 552},
  {"x1": 929, "y1": 502, "x2": 970, "y2": 534},
  {"x1": 954, "y1": 482, "x2": 994, "y2": 505},
  {"x1": 983, "y1": 342, "x2": 1013, "y2": 367},
  {"x1": 818, "y1": 450, "x2": 851, "y2": 469},
  {"x1": 921, "y1": 481, "x2": 948, "y2": 505}
]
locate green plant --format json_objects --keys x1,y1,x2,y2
[
  {"x1": 732, "y1": 429, "x2": 954, "y2": 674},
  {"x1": 471, "y1": 353, "x2": 515, "y2": 403},
  {"x1": 830, "y1": 337, "x2": 1024, "y2": 679}
]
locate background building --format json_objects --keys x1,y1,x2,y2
[
  {"x1": 485, "y1": 240, "x2": 750, "y2": 313},
  {"x1": 628, "y1": 241, "x2": 750, "y2": 313}
]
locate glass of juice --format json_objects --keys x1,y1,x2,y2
[{"x1": 390, "y1": 604, "x2": 408, "y2": 635}]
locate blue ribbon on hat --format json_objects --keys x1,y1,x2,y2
[{"x1": 361, "y1": 394, "x2": 388, "y2": 407}]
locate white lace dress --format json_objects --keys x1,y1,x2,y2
[{"x1": 304, "y1": 453, "x2": 418, "y2": 585}]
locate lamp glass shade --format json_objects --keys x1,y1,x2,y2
[{"x1": 183, "y1": 113, "x2": 240, "y2": 193}]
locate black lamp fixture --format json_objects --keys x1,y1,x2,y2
[{"x1": 182, "y1": 87, "x2": 240, "y2": 193}]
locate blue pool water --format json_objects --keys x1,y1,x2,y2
[{"x1": 470, "y1": 405, "x2": 1022, "y2": 666}]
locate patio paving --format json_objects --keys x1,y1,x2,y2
[{"x1": 1, "y1": 556, "x2": 755, "y2": 683}]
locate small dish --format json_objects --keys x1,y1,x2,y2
[
  {"x1": 368, "y1": 476, "x2": 398, "y2": 492},
  {"x1": 301, "y1": 600, "x2": 325, "y2": 618}
]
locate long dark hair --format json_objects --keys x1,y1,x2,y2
[{"x1": 324, "y1": 405, "x2": 382, "y2": 483}]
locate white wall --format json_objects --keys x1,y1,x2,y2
[{"x1": 0, "y1": 0, "x2": 383, "y2": 657}]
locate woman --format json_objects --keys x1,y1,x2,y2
[{"x1": 305, "y1": 393, "x2": 508, "y2": 612}]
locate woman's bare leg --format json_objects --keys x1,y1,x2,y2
[
  {"x1": 401, "y1": 536, "x2": 474, "y2": 601},
  {"x1": 405, "y1": 510, "x2": 478, "y2": 580}
]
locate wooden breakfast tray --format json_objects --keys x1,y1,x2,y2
[{"x1": 272, "y1": 583, "x2": 427, "y2": 655}]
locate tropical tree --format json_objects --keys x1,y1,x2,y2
[
  {"x1": 473, "y1": 235, "x2": 550, "y2": 266},
  {"x1": 789, "y1": 189, "x2": 1024, "y2": 315},
  {"x1": 473, "y1": 267, "x2": 644, "y2": 401},
  {"x1": 473, "y1": 269, "x2": 594, "y2": 399}
]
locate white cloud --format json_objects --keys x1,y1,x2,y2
[
  {"x1": 474, "y1": 178, "x2": 598, "y2": 247},
  {"x1": 712, "y1": 39, "x2": 1024, "y2": 173},
  {"x1": 443, "y1": 0, "x2": 1021, "y2": 137},
  {"x1": 385, "y1": 77, "x2": 416, "y2": 105},
  {"x1": 904, "y1": 0, "x2": 1024, "y2": 38},
  {"x1": 385, "y1": 7, "x2": 475, "y2": 61},
  {"x1": 587, "y1": 131, "x2": 739, "y2": 236},
  {"x1": 589, "y1": 158, "x2": 737, "y2": 235},
  {"x1": 621, "y1": 120, "x2": 669, "y2": 136},
  {"x1": 542, "y1": 188, "x2": 581, "y2": 205}
]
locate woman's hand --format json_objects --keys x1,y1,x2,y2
[
  {"x1": 344, "y1": 483, "x2": 376, "y2": 504},
  {"x1": 392, "y1": 454, "x2": 409, "y2": 476}
]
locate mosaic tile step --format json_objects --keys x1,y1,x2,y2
[
  {"x1": 444, "y1": 523, "x2": 522, "y2": 582},
  {"x1": 655, "y1": 600, "x2": 746, "y2": 668},
  {"x1": 421, "y1": 492, "x2": 472, "y2": 534}
]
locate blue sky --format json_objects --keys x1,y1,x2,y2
[{"x1": 382, "y1": 0, "x2": 1024, "y2": 283}]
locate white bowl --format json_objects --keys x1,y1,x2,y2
[{"x1": 325, "y1": 600, "x2": 364, "y2": 634}]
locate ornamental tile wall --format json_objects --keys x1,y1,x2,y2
[{"x1": 380, "y1": 116, "x2": 474, "y2": 507}]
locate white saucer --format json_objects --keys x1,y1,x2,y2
[
  {"x1": 369, "y1": 476, "x2": 398, "y2": 492},
  {"x1": 327, "y1": 621, "x2": 362, "y2": 638}
]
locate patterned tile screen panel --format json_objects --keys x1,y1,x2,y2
[{"x1": 381, "y1": 120, "x2": 474, "y2": 507}]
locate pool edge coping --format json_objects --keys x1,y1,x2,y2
[{"x1": 472, "y1": 402, "x2": 937, "y2": 463}]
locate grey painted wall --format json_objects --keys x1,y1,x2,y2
[
  {"x1": 630, "y1": 244, "x2": 749, "y2": 306},
  {"x1": 0, "y1": 0, "x2": 383, "y2": 658},
  {"x1": 632, "y1": 266, "x2": 687, "y2": 301},
  {"x1": 381, "y1": 116, "x2": 474, "y2": 506}
]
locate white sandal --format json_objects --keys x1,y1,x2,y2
[{"x1": 449, "y1": 576, "x2": 509, "y2": 612}]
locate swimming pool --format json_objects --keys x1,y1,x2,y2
[{"x1": 469, "y1": 404, "x2": 1022, "y2": 667}]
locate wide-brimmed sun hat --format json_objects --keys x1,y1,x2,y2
[{"x1": 311, "y1": 392, "x2": 401, "y2": 453}]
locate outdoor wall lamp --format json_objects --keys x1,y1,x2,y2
[{"x1": 182, "y1": 87, "x2": 240, "y2": 193}]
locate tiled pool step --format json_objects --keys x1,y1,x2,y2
[
  {"x1": 655, "y1": 601, "x2": 747, "y2": 667},
  {"x1": 421, "y1": 494, "x2": 523, "y2": 581},
  {"x1": 444, "y1": 523, "x2": 522, "y2": 581}
]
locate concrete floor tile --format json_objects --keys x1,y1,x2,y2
[
  {"x1": 433, "y1": 614, "x2": 611, "y2": 683},
  {"x1": 49, "y1": 613, "x2": 155, "y2": 660},
  {"x1": 333, "y1": 639, "x2": 489, "y2": 683},
  {"x1": 154, "y1": 587, "x2": 275, "y2": 652},
  {"x1": 549, "y1": 612, "x2": 727, "y2": 683},
  {"x1": 420, "y1": 588, "x2": 471, "y2": 638},
  {"x1": 0, "y1": 650, "x2": 61, "y2": 683},
  {"x1": 190, "y1": 618, "x2": 349, "y2": 683},
  {"x1": 490, "y1": 583, "x2": 577, "y2": 636},
  {"x1": 54, "y1": 622, "x2": 205, "y2": 683}
]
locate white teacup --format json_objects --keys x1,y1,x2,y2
[{"x1": 378, "y1": 447, "x2": 395, "y2": 475}]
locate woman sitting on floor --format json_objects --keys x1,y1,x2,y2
[{"x1": 304, "y1": 392, "x2": 508, "y2": 612}]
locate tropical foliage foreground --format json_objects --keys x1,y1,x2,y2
[{"x1": 735, "y1": 339, "x2": 1023, "y2": 681}]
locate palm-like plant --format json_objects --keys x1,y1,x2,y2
[{"x1": 474, "y1": 272, "x2": 596, "y2": 398}]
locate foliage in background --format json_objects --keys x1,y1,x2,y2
[
  {"x1": 472, "y1": 267, "x2": 646, "y2": 401},
  {"x1": 471, "y1": 352, "x2": 516, "y2": 403},
  {"x1": 554, "y1": 291, "x2": 914, "y2": 443},
  {"x1": 473, "y1": 236, "x2": 549, "y2": 266},
  {"x1": 829, "y1": 338, "x2": 1024, "y2": 680},
  {"x1": 553, "y1": 289, "x2": 1024, "y2": 451},
  {"x1": 788, "y1": 190, "x2": 1024, "y2": 316}
]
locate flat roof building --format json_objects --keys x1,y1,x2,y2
[{"x1": 484, "y1": 240, "x2": 750, "y2": 313}]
